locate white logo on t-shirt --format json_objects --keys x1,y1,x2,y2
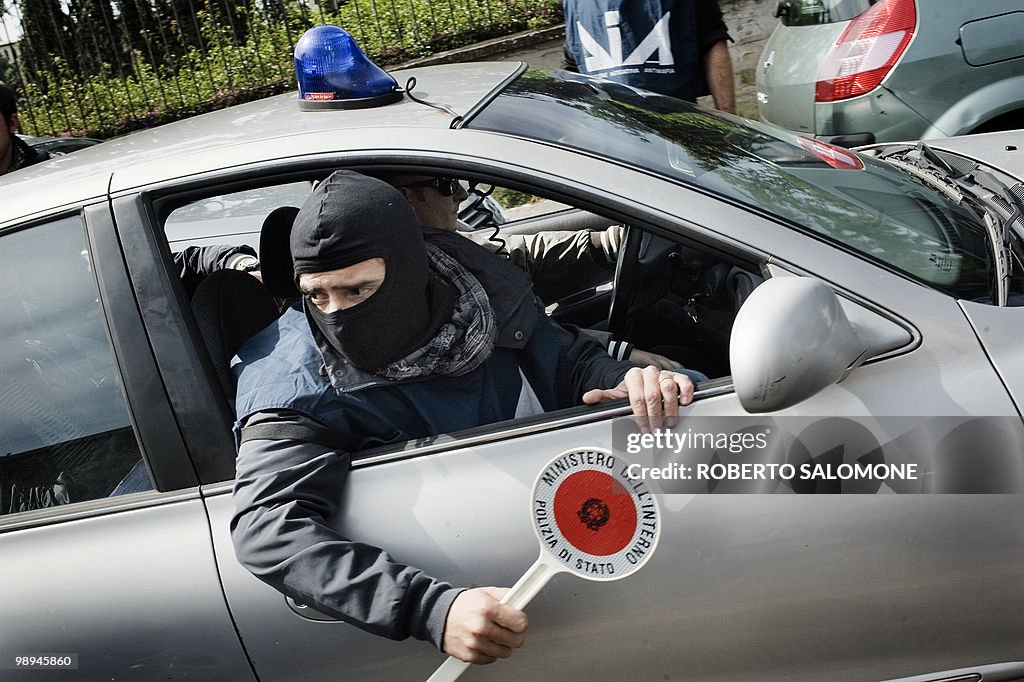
[{"x1": 577, "y1": 10, "x2": 674, "y2": 72}]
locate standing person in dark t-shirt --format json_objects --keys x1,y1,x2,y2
[{"x1": 563, "y1": 0, "x2": 736, "y2": 113}]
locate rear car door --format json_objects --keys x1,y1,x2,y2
[{"x1": 0, "y1": 205, "x2": 253, "y2": 680}]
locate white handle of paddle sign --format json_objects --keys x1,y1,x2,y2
[{"x1": 425, "y1": 447, "x2": 660, "y2": 682}]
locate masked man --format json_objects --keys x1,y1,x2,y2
[{"x1": 231, "y1": 170, "x2": 694, "y2": 665}]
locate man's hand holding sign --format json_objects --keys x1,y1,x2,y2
[{"x1": 429, "y1": 447, "x2": 661, "y2": 681}]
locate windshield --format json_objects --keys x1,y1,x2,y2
[{"x1": 466, "y1": 68, "x2": 1003, "y2": 303}]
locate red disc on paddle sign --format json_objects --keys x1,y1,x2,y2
[
  {"x1": 553, "y1": 470, "x2": 637, "y2": 556},
  {"x1": 532, "y1": 447, "x2": 660, "y2": 580}
]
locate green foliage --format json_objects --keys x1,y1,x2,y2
[
  {"x1": 492, "y1": 186, "x2": 538, "y2": 209},
  {"x1": 17, "y1": 0, "x2": 563, "y2": 139}
]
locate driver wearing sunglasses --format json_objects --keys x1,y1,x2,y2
[
  {"x1": 394, "y1": 175, "x2": 469, "y2": 231},
  {"x1": 386, "y1": 173, "x2": 684, "y2": 372},
  {"x1": 391, "y1": 173, "x2": 621, "y2": 288}
]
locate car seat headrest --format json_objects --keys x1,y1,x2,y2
[{"x1": 260, "y1": 206, "x2": 301, "y2": 300}]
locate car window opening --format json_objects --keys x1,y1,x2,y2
[
  {"x1": 161, "y1": 173, "x2": 763, "y2": 464},
  {"x1": 0, "y1": 216, "x2": 151, "y2": 518}
]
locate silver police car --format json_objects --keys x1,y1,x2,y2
[{"x1": 1, "y1": 54, "x2": 1023, "y2": 681}]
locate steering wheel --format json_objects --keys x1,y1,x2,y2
[{"x1": 607, "y1": 225, "x2": 678, "y2": 337}]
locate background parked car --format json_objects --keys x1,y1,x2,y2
[
  {"x1": 756, "y1": 0, "x2": 1024, "y2": 146},
  {"x1": 16, "y1": 133, "x2": 102, "y2": 156}
]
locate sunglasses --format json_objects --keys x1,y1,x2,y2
[{"x1": 402, "y1": 177, "x2": 461, "y2": 196}]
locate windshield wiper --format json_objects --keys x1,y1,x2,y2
[
  {"x1": 956, "y1": 172, "x2": 1024, "y2": 306},
  {"x1": 875, "y1": 142, "x2": 965, "y2": 203},
  {"x1": 982, "y1": 211, "x2": 1012, "y2": 306},
  {"x1": 878, "y1": 142, "x2": 1019, "y2": 305},
  {"x1": 970, "y1": 171, "x2": 1024, "y2": 243}
]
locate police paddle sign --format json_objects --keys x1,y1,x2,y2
[{"x1": 427, "y1": 447, "x2": 661, "y2": 681}]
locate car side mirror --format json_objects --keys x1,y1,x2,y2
[{"x1": 729, "y1": 277, "x2": 910, "y2": 413}]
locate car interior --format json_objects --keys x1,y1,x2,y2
[{"x1": 163, "y1": 170, "x2": 767, "y2": 417}]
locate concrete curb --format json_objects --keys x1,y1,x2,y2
[{"x1": 400, "y1": 25, "x2": 565, "y2": 68}]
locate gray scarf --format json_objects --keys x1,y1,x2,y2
[{"x1": 373, "y1": 244, "x2": 496, "y2": 381}]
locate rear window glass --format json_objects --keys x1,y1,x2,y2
[
  {"x1": 778, "y1": 0, "x2": 876, "y2": 26},
  {"x1": 164, "y1": 182, "x2": 313, "y2": 252}
]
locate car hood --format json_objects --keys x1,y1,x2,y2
[{"x1": 922, "y1": 132, "x2": 1024, "y2": 181}]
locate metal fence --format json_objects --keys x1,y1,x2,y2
[{"x1": 0, "y1": 0, "x2": 561, "y2": 138}]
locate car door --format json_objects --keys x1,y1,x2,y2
[
  {"x1": 0, "y1": 205, "x2": 253, "y2": 680},
  {"x1": 173, "y1": 152, "x2": 1024, "y2": 681}
]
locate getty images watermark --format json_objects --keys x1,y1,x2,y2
[
  {"x1": 612, "y1": 415, "x2": 1024, "y2": 494},
  {"x1": 624, "y1": 428, "x2": 918, "y2": 483}
]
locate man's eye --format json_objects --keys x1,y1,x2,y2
[
  {"x1": 305, "y1": 292, "x2": 328, "y2": 306},
  {"x1": 353, "y1": 284, "x2": 380, "y2": 298}
]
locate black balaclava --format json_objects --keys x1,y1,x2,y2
[{"x1": 291, "y1": 169, "x2": 453, "y2": 371}]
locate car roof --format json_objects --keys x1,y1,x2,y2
[{"x1": 0, "y1": 62, "x2": 521, "y2": 226}]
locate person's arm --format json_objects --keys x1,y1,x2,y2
[
  {"x1": 703, "y1": 40, "x2": 736, "y2": 114},
  {"x1": 232, "y1": 409, "x2": 459, "y2": 644},
  {"x1": 174, "y1": 244, "x2": 258, "y2": 297},
  {"x1": 231, "y1": 410, "x2": 526, "y2": 661},
  {"x1": 697, "y1": 0, "x2": 736, "y2": 113},
  {"x1": 582, "y1": 328, "x2": 682, "y2": 371},
  {"x1": 483, "y1": 226, "x2": 620, "y2": 288},
  {"x1": 551, "y1": 317, "x2": 636, "y2": 400},
  {"x1": 553, "y1": 317, "x2": 696, "y2": 427}
]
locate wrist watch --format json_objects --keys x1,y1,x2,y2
[{"x1": 233, "y1": 255, "x2": 260, "y2": 272}]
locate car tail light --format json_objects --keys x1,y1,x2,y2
[{"x1": 814, "y1": 0, "x2": 916, "y2": 102}]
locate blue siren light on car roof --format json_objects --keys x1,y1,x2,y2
[{"x1": 294, "y1": 24, "x2": 402, "y2": 110}]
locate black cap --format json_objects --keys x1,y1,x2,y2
[{"x1": 291, "y1": 169, "x2": 426, "y2": 281}]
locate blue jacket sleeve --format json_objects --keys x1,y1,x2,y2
[{"x1": 230, "y1": 410, "x2": 461, "y2": 648}]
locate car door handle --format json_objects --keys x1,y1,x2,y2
[{"x1": 286, "y1": 596, "x2": 342, "y2": 622}]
